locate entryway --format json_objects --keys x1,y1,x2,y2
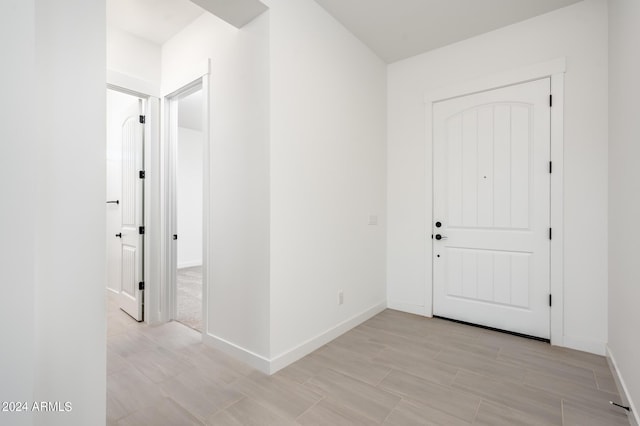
[{"x1": 432, "y1": 78, "x2": 552, "y2": 340}]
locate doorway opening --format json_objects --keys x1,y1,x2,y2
[
  {"x1": 164, "y1": 75, "x2": 210, "y2": 335},
  {"x1": 174, "y1": 88, "x2": 205, "y2": 332}
]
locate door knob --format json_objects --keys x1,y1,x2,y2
[
  {"x1": 115, "y1": 233, "x2": 122, "y2": 238},
  {"x1": 435, "y1": 234, "x2": 447, "y2": 240}
]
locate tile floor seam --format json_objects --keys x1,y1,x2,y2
[
  {"x1": 431, "y1": 348, "x2": 444, "y2": 360},
  {"x1": 373, "y1": 366, "x2": 394, "y2": 387},
  {"x1": 293, "y1": 395, "x2": 325, "y2": 422},
  {"x1": 471, "y1": 397, "x2": 482, "y2": 424},
  {"x1": 380, "y1": 396, "x2": 402, "y2": 425},
  {"x1": 452, "y1": 368, "x2": 565, "y2": 422},
  {"x1": 167, "y1": 395, "x2": 208, "y2": 424},
  {"x1": 520, "y1": 378, "x2": 620, "y2": 403},
  {"x1": 207, "y1": 395, "x2": 249, "y2": 423},
  {"x1": 593, "y1": 368, "x2": 604, "y2": 391},
  {"x1": 450, "y1": 367, "x2": 463, "y2": 387}
]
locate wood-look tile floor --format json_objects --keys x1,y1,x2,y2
[{"x1": 107, "y1": 294, "x2": 629, "y2": 425}]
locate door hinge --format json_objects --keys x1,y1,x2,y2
[
  {"x1": 139, "y1": 170, "x2": 146, "y2": 179},
  {"x1": 139, "y1": 226, "x2": 145, "y2": 235},
  {"x1": 549, "y1": 294, "x2": 552, "y2": 307},
  {"x1": 549, "y1": 228, "x2": 552, "y2": 240},
  {"x1": 549, "y1": 161, "x2": 552, "y2": 173},
  {"x1": 139, "y1": 282, "x2": 145, "y2": 291},
  {"x1": 549, "y1": 94, "x2": 553, "y2": 107},
  {"x1": 139, "y1": 115, "x2": 146, "y2": 124}
]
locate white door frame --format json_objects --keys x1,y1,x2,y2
[
  {"x1": 424, "y1": 58, "x2": 565, "y2": 347},
  {"x1": 161, "y1": 61, "x2": 211, "y2": 332},
  {"x1": 107, "y1": 71, "x2": 161, "y2": 324}
]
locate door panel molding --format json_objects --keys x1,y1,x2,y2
[{"x1": 424, "y1": 57, "x2": 565, "y2": 347}]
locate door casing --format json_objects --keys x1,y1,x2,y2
[{"x1": 424, "y1": 58, "x2": 565, "y2": 346}]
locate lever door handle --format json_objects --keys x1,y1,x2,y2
[
  {"x1": 435, "y1": 234, "x2": 447, "y2": 240},
  {"x1": 115, "y1": 233, "x2": 122, "y2": 238},
  {"x1": 106, "y1": 200, "x2": 119, "y2": 205}
]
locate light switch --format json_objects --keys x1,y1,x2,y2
[{"x1": 368, "y1": 215, "x2": 378, "y2": 226}]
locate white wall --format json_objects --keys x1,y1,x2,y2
[
  {"x1": 608, "y1": 0, "x2": 640, "y2": 420},
  {"x1": 267, "y1": 0, "x2": 387, "y2": 362},
  {"x1": 0, "y1": 1, "x2": 108, "y2": 425},
  {"x1": 0, "y1": 1, "x2": 36, "y2": 425},
  {"x1": 387, "y1": 0, "x2": 608, "y2": 354},
  {"x1": 3, "y1": 1, "x2": 106, "y2": 424},
  {"x1": 163, "y1": 0, "x2": 387, "y2": 371},
  {"x1": 177, "y1": 126, "x2": 204, "y2": 268},
  {"x1": 35, "y1": 1, "x2": 106, "y2": 423},
  {"x1": 107, "y1": 25, "x2": 161, "y2": 88},
  {"x1": 162, "y1": 12, "x2": 271, "y2": 359}
]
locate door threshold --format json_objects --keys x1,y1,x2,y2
[{"x1": 433, "y1": 316, "x2": 550, "y2": 343}]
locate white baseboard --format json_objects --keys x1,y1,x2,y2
[
  {"x1": 562, "y1": 335, "x2": 606, "y2": 356},
  {"x1": 203, "y1": 333, "x2": 271, "y2": 374},
  {"x1": 177, "y1": 260, "x2": 202, "y2": 269},
  {"x1": 387, "y1": 300, "x2": 429, "y2": 317},
  {"x1": 203, "y1": 302, "x2": 392, "y2": 375},
  {"x1": 269, "y1": 301, "x2": 387, "y2": 374},
  {"x1": 607, "y1": 346, "x2": 640, "y2": 426}
]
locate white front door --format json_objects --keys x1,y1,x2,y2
[
  {"x1": 117, "y1": 99, "x2": 145, "y2": 321},
  {"x1": 432, "y1": 78, "x2": 551, "y2": 339}
]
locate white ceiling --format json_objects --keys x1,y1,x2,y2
[
  {"x1": 107, "y1": 0, "x2": 268, "y2": 45},
  {"x1": 190, "y1": 0, "x2": 268, "y2": 28},
  {"x1": 108, "y1": 0, "x2": 584, "y2": 62},
  {"x1": 313, "y1": 0, "x2": 583, "y2": 63},
  {"x1": 107, "y1": 0, "x2": 204, "y2": 45}
]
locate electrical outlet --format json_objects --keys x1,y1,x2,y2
[{"x1": 338, "y1": 290, "x2": 344, "y2": 305}]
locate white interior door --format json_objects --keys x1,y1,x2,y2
[
  {"x1": 432, "y1": 78, "x2": 551, "y2": 339},
  {"x1": 117, "y1": 98, "x2": 145, "y2": 321}
]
